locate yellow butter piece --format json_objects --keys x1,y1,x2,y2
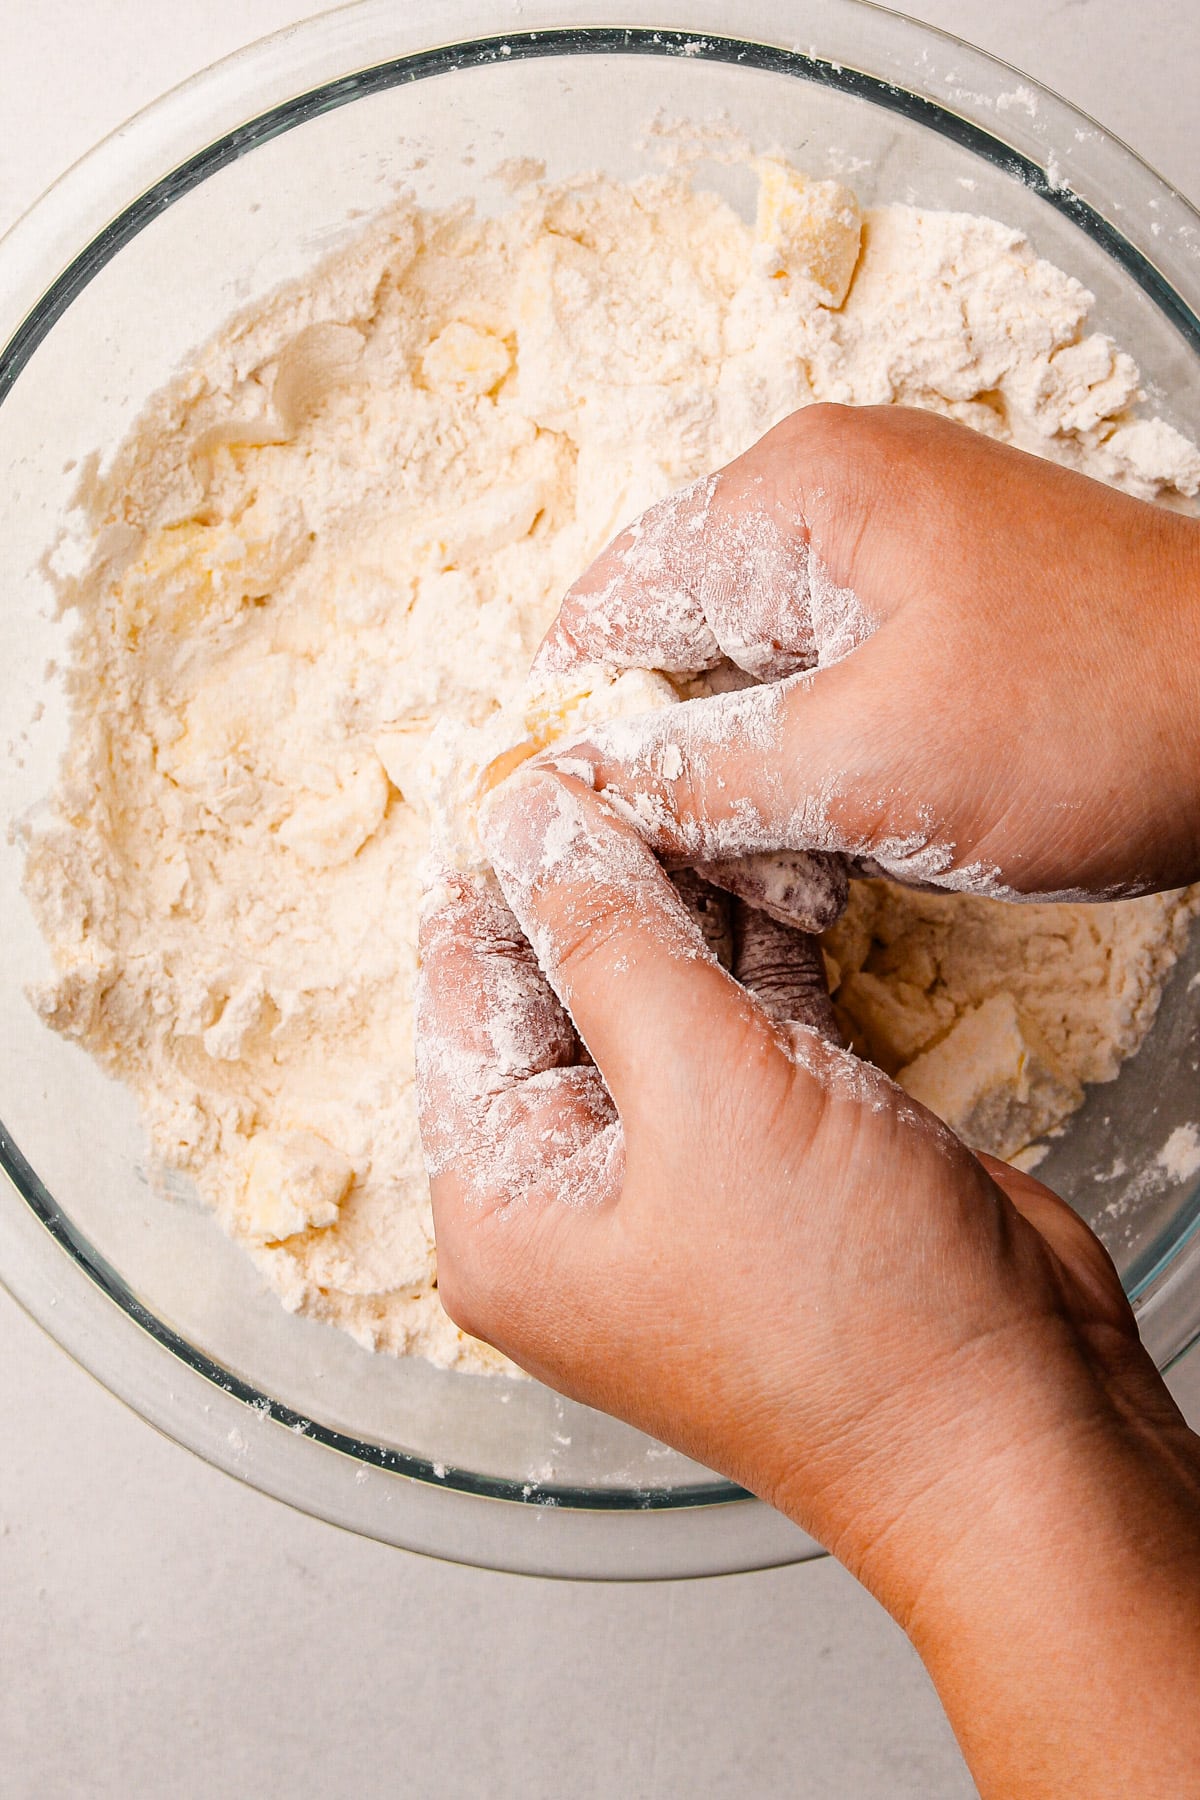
[
  {"x1": 276, "y1": 756, "x2": 390, "y2": 868},
  {"x1": 476, "y1": 685, "x2": 597, "y2": 797},
  {"x1": 478, "y1": 669, "x2": 676, "y2": 797},
  {"x1": 374, "y1": 719, "x2": 434, "y2": 803},
  {"x1": 754, "y1": 159, "x2": 863, "y2": 307},
  {"x1": 421, "y1": 321, "x2": 512, "y2": 397},
  {"x1": 240, "y1": 1129, "x2": 353, "y2": 1244},
  {"x1": 480, "y1": 737, "x2": 541, "y2": 793}
]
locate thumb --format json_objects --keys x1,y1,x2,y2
[
  {"x1": 479, "y1": 767, "x2": 785, "y2": 1122},
  {"x1": 534, "y1": 648, "x2": 902, "y2": 871}
]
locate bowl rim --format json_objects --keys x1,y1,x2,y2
[{"x1": 2, "y1": 0, "x2": 1199, "y2": 1577}]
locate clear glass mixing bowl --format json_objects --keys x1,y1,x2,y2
[{"x1": 2, "y1": 0, "x2": 1199, "y2": 1579}]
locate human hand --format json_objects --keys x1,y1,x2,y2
[
  {"x1": 535, "y1": 403, "x2": 1200, "y2": 901},
  {"x1": 417, "y1": 405, "x2": 1200, "y2": 1791},
  {"x1": 416, "y1": 754, "x2": 1189, "y2": 1576},
  {"x1": 416, "y1": 769, "x2": 1200, "y2": 1795}
]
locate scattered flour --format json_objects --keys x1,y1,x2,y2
[
  {"x1": 21, "y1": 155, "x2": 1200, "y2": 1365},
  {"x1": 1158, "y1": 1124, "x2": 1200, "y2": 1186}
]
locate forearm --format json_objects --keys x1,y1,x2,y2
[
  {"x1": 901, "y1": 1397, "x2": 1200, "y2": 1797},
  {"x1": 1129, "y1": 506, "x2": 1200, "y2": 888}
]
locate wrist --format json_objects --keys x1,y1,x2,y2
[
  {"x1": 905, "y1": 1390, "x2": 1200, "y2": 1647},
  {"x1": 876, "y1": 1342, "x2": 1200, "y2": 1797},
  {"x1": 767, "y1": 1309, "x2": 1200, "y2": 1626}
]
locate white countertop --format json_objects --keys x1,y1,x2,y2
[{"x1": 2, "y1": 4, "x2": 1198, "y2": 1794}]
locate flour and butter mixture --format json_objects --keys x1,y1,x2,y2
[{"x1": 24, "y1": 157, "x2": 1200, "y2": 1365}]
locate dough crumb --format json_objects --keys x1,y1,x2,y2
[
  {"x1": 416, "y1": 666, "x2": 680, "y2": 872},
  {"x1": 754, "y1": 158, "x2": 863, "y2": 306},
  {"x1": 237, "y1": 1130, "x2": 353, "y2": 1246},
  {"x1": 897, "y1": 993, "x2": 1083, "y2": 1163}
]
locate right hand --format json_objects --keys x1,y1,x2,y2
[{"x1": 534, "y1": 403, "x2": 1200, "y2": 902}]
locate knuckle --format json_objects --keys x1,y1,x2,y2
[
  {"x1": 551, "y1": 885, "x2": 637, "y2": 988},
  {"x1": 434, "y1": 1227, "x2": 503, "y2": 1345},
  {"x1": 778, "y1": 400, "x2": 888, "y2": 496},
  {"x1": 769, "y1": 400, "x2": 857, "y2": 469}
]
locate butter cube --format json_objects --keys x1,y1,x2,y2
[
  {"x1": 754, "y1": 160, "x2": 863, "y2": 307},
  {"x1": 375, "y1": 719, "x2": 434, "y2": 805},
  {"x1": 240, "y1": 1130, "x2": 352, "y2": 1244},
  {"x1": 277, "y1": 757, "x2": 389, "y2": 868},
  {"x1": 480, "y1": 667, "x2": 678, "y2": 793}
]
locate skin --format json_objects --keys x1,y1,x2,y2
[
  {"x1": 536, "y1": 403, "x2": 1200, "y2": 900},
  {"x1": 416, "y1": 407, "x2": 1200, "y2": 1798}
]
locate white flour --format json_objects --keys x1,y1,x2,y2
[
  {"x1": 1158, "y1": 1125, "x2": 1200, "y2": 1185},
  {"x1": 22, "y1": 160, "x2": 1200, "y2": 1365}
]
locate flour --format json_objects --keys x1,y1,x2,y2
[
  {"x1": 1158, "y1": 1125, "x2": 1200, "y2": 1186},
  {"x1": 22, "y1": 158, "x2": 1200, "y2": 1366}
]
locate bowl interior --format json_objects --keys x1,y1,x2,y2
[{"x1": 2, "y1": 18, "x2": 1199, "y2": 1552}]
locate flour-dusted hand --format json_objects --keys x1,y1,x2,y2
[
  {"x1": 535, "y1": 404, "x2": 1200, "y2": 902},
  {"x1": 416, "y1": 758, "x2": 1200, "y2": 1799},
  {"x1": 416, "y1": 761, "x2": 1113, "y2": 1512}
]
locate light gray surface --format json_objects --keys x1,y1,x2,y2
[{"x1": 2, "y1": 3, "x2": 1198, "y2": 1795}]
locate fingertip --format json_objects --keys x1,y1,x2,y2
[
  {"x1": 531, "y1": 613, "x2": 586, "y2": 677},
  {"x1": 478, "y1": 766, "x2": 566, "y2": 890},
  {"x1": 731, "y1": 901, "x2": 841, "y2": 1040},
  {"x1": 698, "y1": 848, "x2": 849, "y2": 934},
  {"x1": 417, "y1": 863, "x2": 516, "y2": 964},
  {"x1": 478, "y1": 761, "x2": 757, "y2": 1102},
  {"x1": 480, "y1": 767, "x2": 665, "y2": 987},
  {"x1": 414, "y1": 845, "x2": 581, "y2": 1179},
  {"x1": 418, "y1": 860, "x2": 477, "y2": 924}
]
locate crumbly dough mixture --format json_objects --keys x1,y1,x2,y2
[
  {"x1": 24, "y1": 159, "x2": 1200, "y2": 1364},
  {"x1": 825, "y1": 884, "x2": 1198, "y2": 1163}
]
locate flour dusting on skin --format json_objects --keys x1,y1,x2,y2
[
  {"x1": 21, "y1": 156, "x2": 1200, "y2": 1364},
  {"x1": 809, "y1": 553, "x2": 878, "y2": 667}
]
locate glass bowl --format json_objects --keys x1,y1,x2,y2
[{"x1": 2, "y1": 0, "x2": 1199, "y2": 1580}]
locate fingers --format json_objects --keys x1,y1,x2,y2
[
  {"x1": 671, "y1": 869, "x2": 841, "y2": 1038},
  {"x1": 669, "y1": 867, "x2": 734, "y2": 966},
  {"x1": 535, "y1": 463, "x2": 821, "y2": 685},
  {"x1": 731, "y1": 902, "x2": 843, "y2": 1042},
  {"x1": 414, "y1": 871, "x2": 612, "y2": 1206},
  {"x1": 671, "y1": 861, "x2": 843, "y2": 1039},
  {"x1": 535, "y1": 477, "x2": 725, "y2": 675},
  {"x1": 695, "y1": 847, "x2": 848, "y2": 933},
  {"x1": 535, "y1": 659, "x2": 885, "y2": 870},
  {"x1": 530, "y1": 406, "x2": 912, "y2": 911},
  {"x1": 688, "y1": 470, "x2": 820, "y2": 680},
  {"x1": 534, "y1": 404, "x2": 928, "y2": 690},
  {"x1": 416, "y1": 870, "x2": 630, "y2": 1359},
  {"x1": 478, "y1": 768, "x2": 772, "y2": 1117}
]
